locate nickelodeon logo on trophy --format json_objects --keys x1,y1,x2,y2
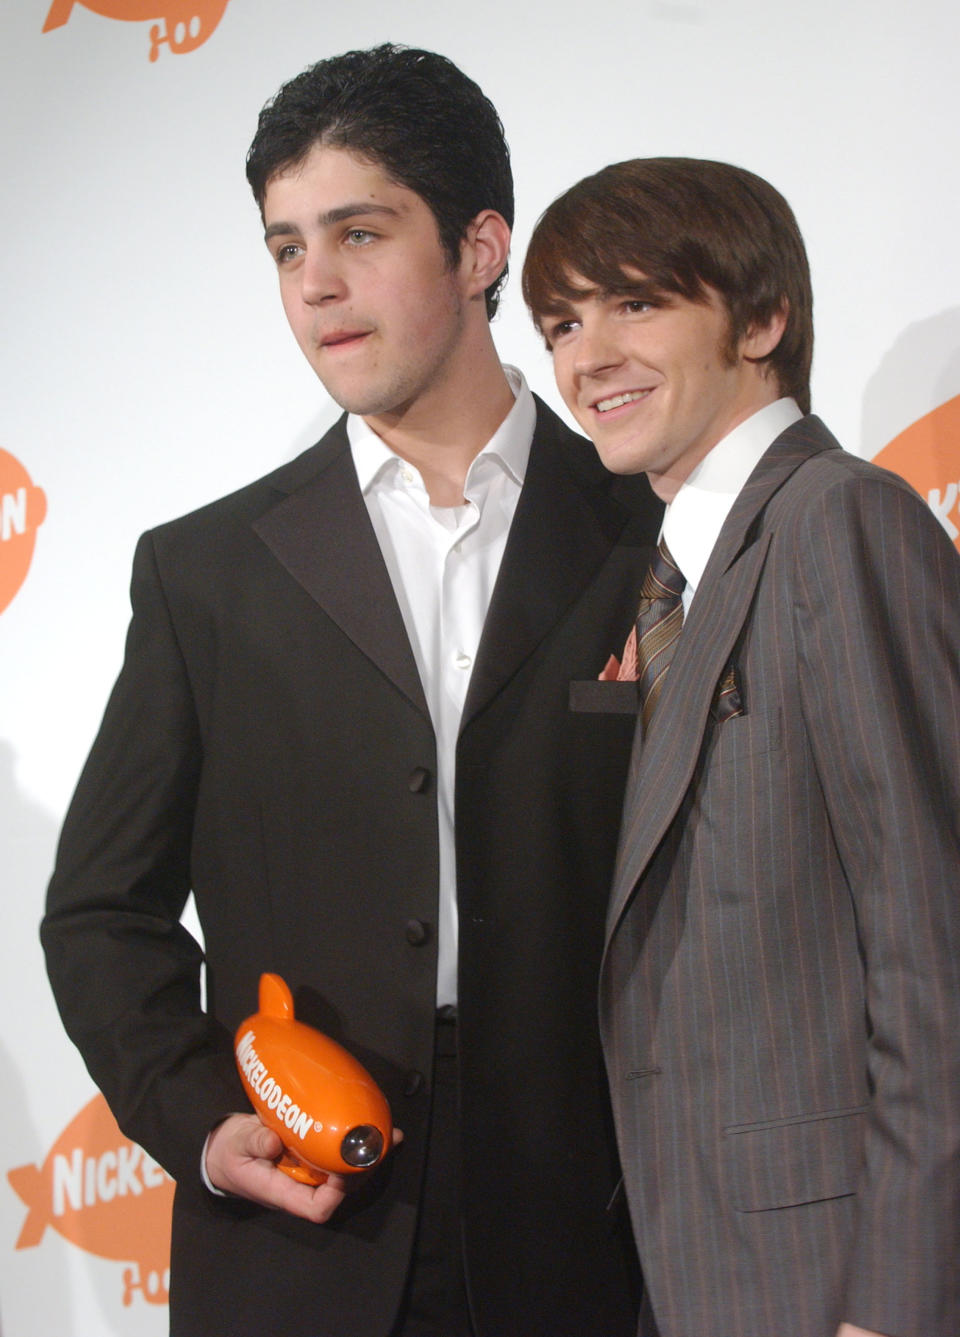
[
  {"x1": 0, "y1": 449, "x2": 46, "y2": 616},
  {"x1": 7, "y1": 1093, "x2": 174, "y2": 1307},
  {"x1": 42, "y1": 0, "x2": 232, "y2": 61}
]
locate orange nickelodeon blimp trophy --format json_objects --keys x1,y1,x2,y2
[{"x1": 234, "y1": 973, "x2": 392, "y2": 1183}]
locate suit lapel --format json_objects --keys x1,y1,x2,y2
[
  {"x1": 461, "y1": 398, "x2": 644, "y2": 730},
  {"x1": 606, "y1": 416, "x2": 840, "y2": 937},
  {"x1": 252, "y1": 397, "x2": 655, "y2": 732},
  {"x1": 253, "y1": 418, "x2": 429, "y2": 718}
]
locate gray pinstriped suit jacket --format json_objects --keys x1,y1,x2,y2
[{"x1": 601, "y1": 416, "x2": 960, "y2": 1337}]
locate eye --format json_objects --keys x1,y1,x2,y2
[
  {"x1": 622, "y1": 299, "x2": 653, "y2": 314},
  {"x1": 272, "y1": 242, "x2": 302, "y2": 267},
  {"x1": 344, "y1": 228, "x2": 376, "y2": 246},
  {"x1": 546, "y1": 318, "x2": 579, "y2": 345}
]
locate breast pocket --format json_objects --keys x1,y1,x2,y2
[
  {"x1": 705, "y1": 707, "x2": 781, "y2": 770},
  {"x1": 569, "y1": 680, "x2": 639, "y2": 716}
]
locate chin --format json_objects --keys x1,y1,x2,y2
[
  {"x1": 316, "y1": 383, "x2": 384, "y2": 417},
  {"x1": 321, "y1": 373, "x2": 418, "y2": 420},
  {"x1": 591, "y1": 443, "x2": 648, "y2": 477},
  {"x1": 606, "y1": 461, "x2": 647, "y2": 478}
]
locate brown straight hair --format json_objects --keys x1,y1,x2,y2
[{"x1": 522, "y1": 158, "x2": 813, "y2": 413}]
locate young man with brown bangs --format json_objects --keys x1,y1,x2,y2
[
  {"x1": 41, "y1": 49, "x2": 661, "y2": 1337},
  {"x1": 523, "y1": 157, "x2": 960, "y2": 1337}
]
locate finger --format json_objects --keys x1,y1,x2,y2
[
  {"x1": 206, "y1": 1114, "x2": 283, "y2": 1195},
  {"x1": 217, "y1": 1147, "x2": 346, "y2": 1222},
  {"x1": 268, "y1": 1168, "x2": 347, "y2": 1223},
  {"x1": 246, "y1": 1121, "x2": 284, "y2": 1161},
  {"x1": 207, "y1": 1114, "x2": 351, "y2": 1222}
]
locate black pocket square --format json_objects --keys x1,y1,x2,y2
[{"x1": 713, "y1": 664, "x2": 744, "y2": 722}]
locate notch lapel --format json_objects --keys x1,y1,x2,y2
[
  {"x1": 606, "y1": 416, "x2": 840, "y2": 938},
  {"x1": 253, "y1": 419, "x2": 429, "y2": 719}
]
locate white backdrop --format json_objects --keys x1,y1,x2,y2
[{"x1": 3, "y1": 2, "x2": 959, "y2": 1332}]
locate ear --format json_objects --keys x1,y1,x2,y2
[
  {"x1": 459, "y1": 210, "x2": 512, "y2": 299},
  {"x1": 741, "y1": 301, "x2": 788, "y2": 361}
]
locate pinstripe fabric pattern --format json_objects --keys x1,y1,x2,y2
[
  {"x1": 635, "y1": 539, "x2": 686, "y2": 732},
  {"x1": 601, "y1": 417, "x2": 960, "y2": 1337}
]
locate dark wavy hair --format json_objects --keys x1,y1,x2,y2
[
  {"x1": 523, "y1": 158, "x2": 813, "y2": 412},
  {"x1": 246, "y1": 44, "x2": 514, "y2": 320}
]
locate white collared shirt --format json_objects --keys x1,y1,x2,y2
[
  {"x1": 348, "y1": 365, "x2": 536, "y2": 1007},
  {"x1": 663, "y1": 398, "x2": 803, "y2": 614}
]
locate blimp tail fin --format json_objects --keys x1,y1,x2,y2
[
  {"x1": 42, "y1": 1, "x2": 76, "y2": 33},
  {"x1": 258, "y1": 972, "x2": 295, "y2": 1020},
  {"x1": 6, "y1": 1163, "x2": 49, "y2": 1249}
]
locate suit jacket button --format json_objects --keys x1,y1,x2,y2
[
  {"x1": 405, "y1": 919, "x2": 430, "y2": 946},
  {"x1": 408, "y1": 767, "x2": 431, "y2": 793},
  {"x1": 403, "y1": 1071, "x2": 424, "y2": 1097}
]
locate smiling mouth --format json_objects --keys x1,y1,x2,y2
[{"x1": 595, "y1": 389, "x2": 652, "y2": 413}]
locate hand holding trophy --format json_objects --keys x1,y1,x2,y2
[{"x1": 234, "y1": 973, "x2": 393, "y2": 1184}]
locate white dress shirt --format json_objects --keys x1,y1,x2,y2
[
  {"x1": 663, "y1": 398, "x2": 803, "y2": 614},
  {"x1": 348, "y1": 366, "x2": 536, "y2": 1007}
]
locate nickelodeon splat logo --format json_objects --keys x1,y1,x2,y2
[
  {"x1": 42, "y1": 0, "x2": 232, "y2": 62},
  {"x1": 873, "y1": 394, "x2": 960, "y2": 550},
  {"x1": 1, "y1": 449, "x2": 47, "y2": 616},
  {"x1": 7, "y1": 1093, "x2": 174, "y2": 1307}
]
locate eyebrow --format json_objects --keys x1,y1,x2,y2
[
  {"x1": 601, "y1": 278, "x2": 662, "y2": 301},
  {"x1": 263, "y1": 201, "x2": 401, "y2": 242},
  {"x1": 542, "y1": 277, "x2": 667, "y2": 314}
]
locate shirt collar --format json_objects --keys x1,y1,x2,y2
[
  {"x1": 347, "y1": 365, "x2": 535, "y2": 495},
  {"x1": 663, "y1": 398, "x2": 803, "y2": 598}
]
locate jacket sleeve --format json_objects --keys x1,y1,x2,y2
[
  {"x1": 793, "y1": 469, "x2": 960, "y2": 1336},
  {"x1": 41, "y1": 530, "x2": 247, "y2": 1189}
]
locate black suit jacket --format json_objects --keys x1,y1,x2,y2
[{"x1": 43, "y1": 399, "x2": 662, "y2": 1336}]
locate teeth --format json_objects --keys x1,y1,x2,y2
[{"x1": 596, "y1": 390, "x2": 649, "y2": 413}]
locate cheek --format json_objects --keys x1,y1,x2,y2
[
  {"x1": 278, "y1": 286, "x2": 307, "y2": 340},
  {"x1": 392, "y1": 282, "x2": 459, "y2": 353},
  {"x1": 551, "y1": 353, "x2": 576, "y2": 404}
]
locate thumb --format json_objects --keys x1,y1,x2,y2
[{"x1": 248, "y1": 1121, "x2": 284, "y2": 1160}]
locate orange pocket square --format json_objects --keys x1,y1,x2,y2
[{"x1": 599, "y1": 627, "x2": 638, "y2": 682}]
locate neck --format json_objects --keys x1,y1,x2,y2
[
  {"x1": 362, "y1": 325, "x2": 514, "y2": 507},
  {"x1": 649, "y1": 382, "x2": 783, "y2": 504}
]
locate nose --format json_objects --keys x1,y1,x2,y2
[
  {"x1": 300, "y1": 247, "x2": 348, "y2": 306},
  {"x1": 572, "y1": 319, "x2": 624, "y2": 378}
]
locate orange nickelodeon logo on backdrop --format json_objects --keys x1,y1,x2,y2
[
  {"x1": 873, "y1": 394, "x2": 960, "y2": 550},
  {"x1": 7, "y1": 1093, "x2": 174, "y2": 1307},
  {"x1": 42, "y1": 0, "x2": 231, "y2": 62},
  {"x1": 0, "y1": 449, "x2": 47, "y2": 616}
]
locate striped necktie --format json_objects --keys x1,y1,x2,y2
[{"x1": 636, "y1": 539, "x2": 686, "y2": 732}]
